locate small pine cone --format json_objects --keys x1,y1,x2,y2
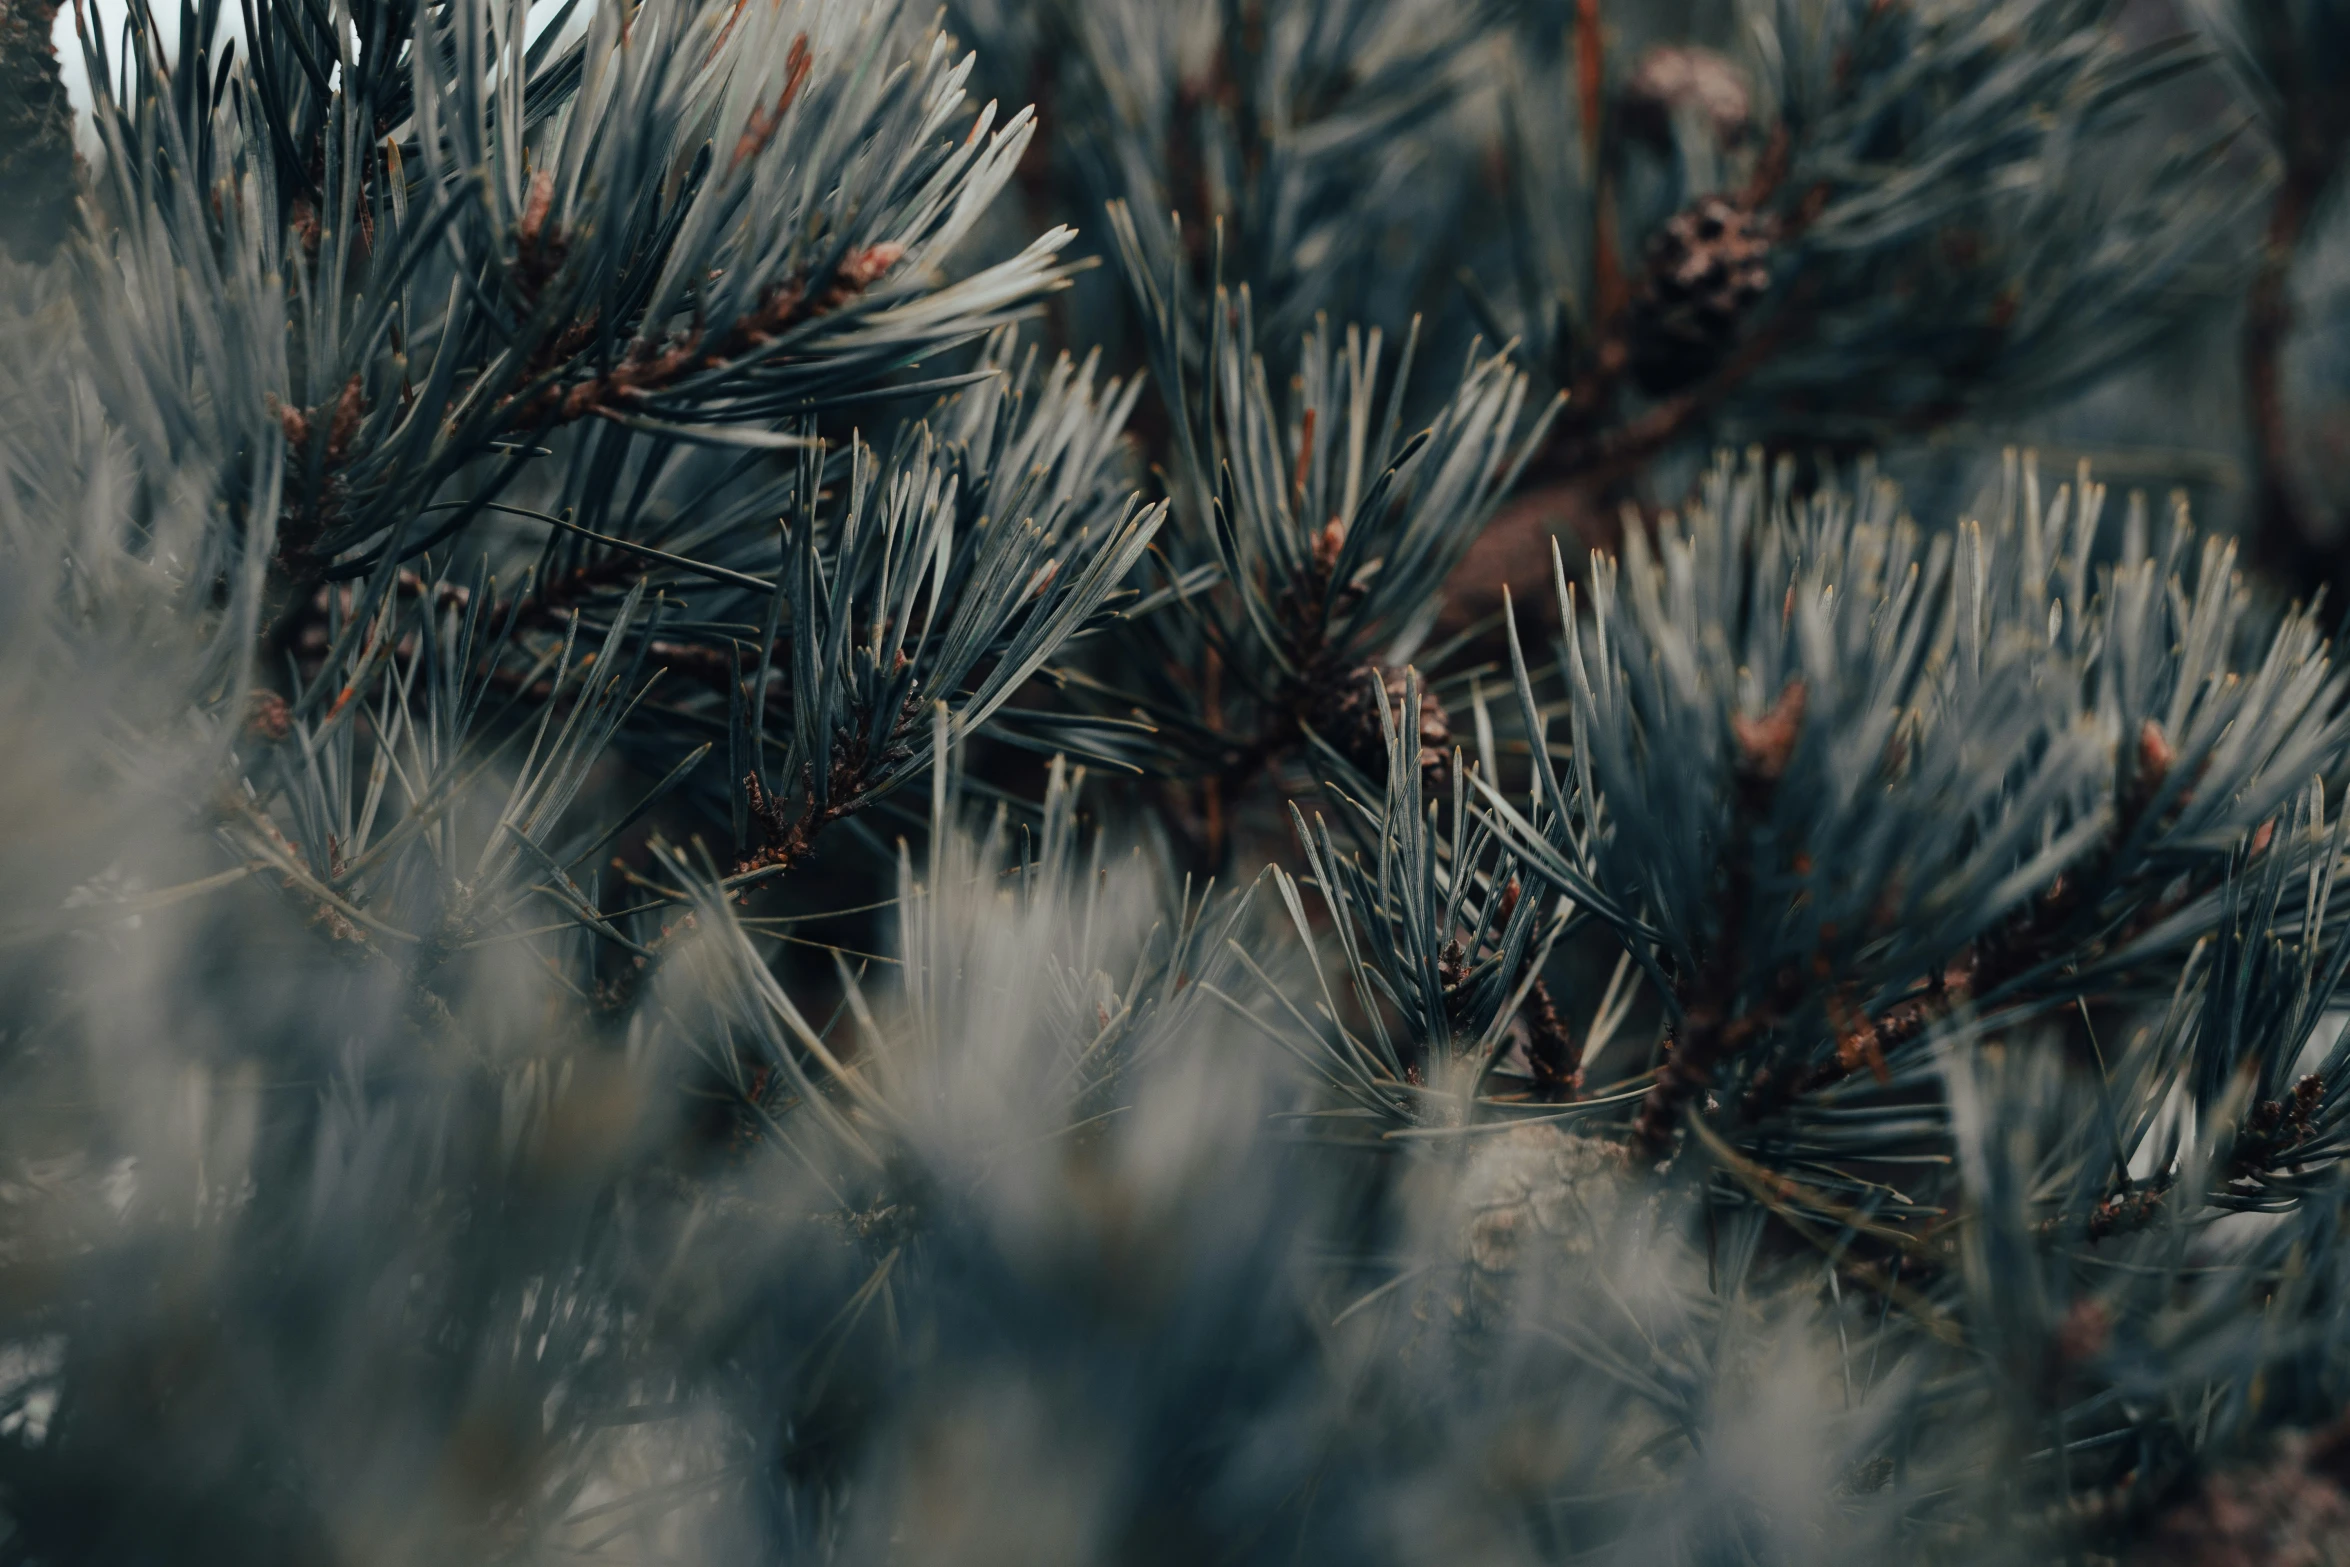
[
  {"x1": 1306, "y1": 663, "x2": 1449, "y2": 795},
  {"x1": 0, "y1": 0, "x2": 77, "y2": 265},
  {"x1": 1628, "y1": 195, "x2": 1775, "y2": 397},
  {"x1": 1462, "y1": 1123, "x2": 1632, "y2": 1323},
  {"x1": 2133, "y1": 1425, "x2": 2350, "y2": 1567}
]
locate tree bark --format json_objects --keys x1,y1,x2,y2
[{"x1": 0, "y1": 0, "x2": 77, "y2": 265}]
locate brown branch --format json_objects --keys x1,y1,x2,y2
[
  {"x1": 736, "y1": 770, "x2": 835, "y2": 881},
  {"x1": 276, "y1": 553, "x2": 640, "y2": 678},
  {"x1": 731, "y1": 715, "x2": 914, "y2": 885},
  {"x1": 271, "y1": 374, "x2": 374, "y2": 573},
  {"x1": 2036, "y1": 1173, "x2": 2172, "y2": 1245},
  {"x1": 262, "y1": 227, "x2": 898, "y2": 660},
  {"x1": 1743, "y1": 720, "x2": 2271, "y2": 1120},
  {"x1": 1448, "y1": 280, "x2": 1799, "y2": 631},
  {"x1": 1742, "y1": 125, "x2": 1794, "y2": 211},
  {"x1": 1576, "y1": 0, "x2": 1624, "y2": 328},
  {"x1": 504, "y1": 241, "x2": 904, "y2": 432},
  {"x1": 1632, "y1": 678, "x2": 1806, "y2": 1154},
  {"x1": 490, "y1": 551, "x2": 658, "y2": 631},
  {"x1": 1428, "y1": 878, "x2": 1582, "y2": 1099},
  {"x1": 2029, "y1": 1075, "x2": 2326, "y2": 1250},
  {"x1": 1534, "y1": 317, "x2": 1792, "y2": 493},
  {"x1": 1521, "y1": 975, "x2": 1582, "y2": 1098}
]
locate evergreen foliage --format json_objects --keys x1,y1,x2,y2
[{"x1": 4, "y1": 1, "x2": 2350, "y2": 1563}]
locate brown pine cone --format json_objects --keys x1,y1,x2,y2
[
  {"x1": 1628, "y1": 194, "x2": 1775, "y2": 397},
  {"x1": 1462, "y1": 1123, "x2": 1631, "y2": 1323},
  {"x1": 0, "y1": 0, "x2": 77, "y2": 265},
  {"x1": 1305, "y1": 663, "x2": 1449, "y2": 796},
  {"x1": 2132, "y1": 1422, "x2": 2350, "y2": 1567}
]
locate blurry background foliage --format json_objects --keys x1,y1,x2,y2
[{"x1": 3, "y1": 0, "x2": 2350, "y2": 1564}]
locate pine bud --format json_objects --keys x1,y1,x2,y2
[{"x1": 1731, "y1": 679, "x2": 1807, "y2": 783}]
